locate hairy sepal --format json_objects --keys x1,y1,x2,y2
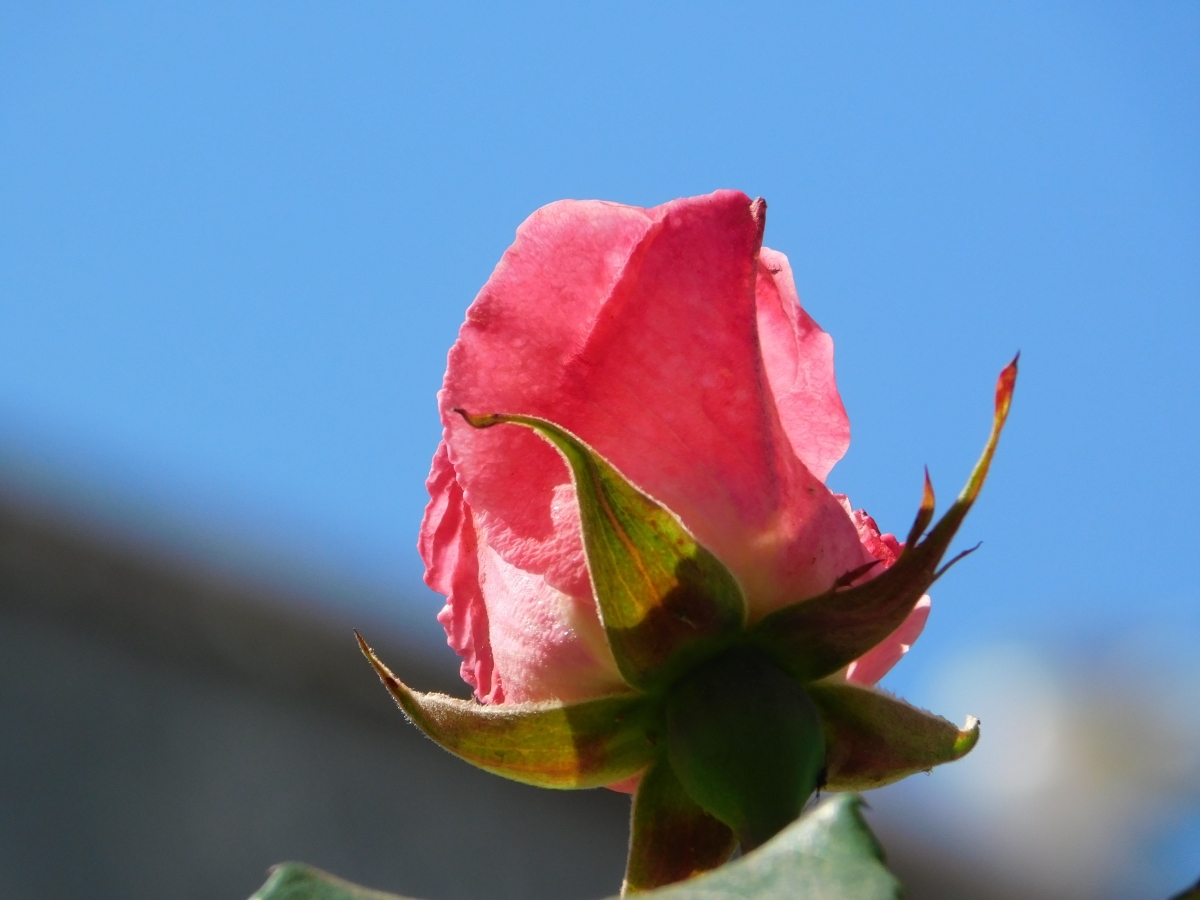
[
  {"x1": 750, "y1": 358, "x2": 1017, "y2": 682},
  {"x1": 623, "y1": 758, "x2": 737, "y2": 895},
  {"x1": 807, "y1": 680, "x2": 979, "y2": 791},
  {"x1": 456, "y1": 410, "x2": 747, "y2": 691},
  {"x1": 358, "y1": 633, "x2": 658, "y2": 789}
]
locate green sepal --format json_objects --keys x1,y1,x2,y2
[
  {"x1": 750, "y1": 357, "x2": 1017, "y2": 683},
  {"x1": 623, "y1": 758, "x2": 737, "y2": 895},
  {"x1": 358, "y1": 633, "x2": 659, "y2": 789},
  {"x1": 1170, "y1": 876, "x2": 1200, "y2": 900},
  {"x1": 455, "y1": 410, "x2": 747, "y2": 690},
  {"x1": 807, "y1": 680, "x2": 979, "y2": 791}
]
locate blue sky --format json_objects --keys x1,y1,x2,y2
[{"x1": 2, "y1": 4, "x2": 1198, "y2": 892}]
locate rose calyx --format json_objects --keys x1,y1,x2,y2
[
  {"x1": 665, "y1": 648, "x2": 826, "y2": 852},
  {"x1": 361, "y1": 359, "x2": 1014, "y2": 892}
]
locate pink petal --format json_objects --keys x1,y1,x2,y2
[
  {"x1": 837, "y1": 497, "x2": 903, "y2": 571},
  {"x1": 441, "y1": 199, "x2": 653, "y2": 601},
  {"x1": 475, "y1": 538, "x2": 626, "y2": 704},
  {"x1": 606, "y1": 774, "x2": 641, "y2": 795},
  {"x1": 421, "y1": 442, "x2": 501, "y2": 702},
  {"x1": 756, "y1": 248, "x2": 851, "y2": 483},
  {"x1": 845, "y1": 595, "x2": 932, "y2": 686},
  {"x1": 833, "y1": 496, "x2": 928, "y2": 684},
  {"x1": 428, "y1": 200, "x2": 653, "y2": 702}
]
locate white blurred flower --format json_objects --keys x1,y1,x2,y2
[{"x1": 878, "y1": 642, "x2": 1200, "y2": 898}]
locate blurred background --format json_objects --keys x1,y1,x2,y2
[{"x1": 2, "y1": 3, "x2": 1197, "y2": 899}]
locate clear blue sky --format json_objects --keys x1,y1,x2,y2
[{"x1": 2, "y1": 4, "x2": 1198, "y2": 891}]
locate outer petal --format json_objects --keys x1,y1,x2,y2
[
  {"x1": 439, "y1": 192, "x2": 871, "y2": 703},
  {"x1": 845, "y1": 596, "x2": 931, "y2": 686},
  {"x1": 476, "y1": 540, "x2": 626, "y2": 703},
  {"x1": 432, "y1": 201, "x2": 654, "y2": 702},
  {"x1": 421, "y1": 443, "x2": 499, "y2": 702},
  {"x1": 442, "y1": 198, "x2": 655, "y2": 601},
  {"x1": 844, "y1": 504, "x2": 902, "y2": 571},
  {"x1": 422, "y1": 444, "x2": 624, "y2": 705},
  {"x1": 458, "y1": 412, "x2": 746, "y2": 693},
  {"x1": 756, "y1": 248, "x2": 850, "y2": 483},
  {"x1": 839, "y1": 500, "x2": 930, "y2": 686},
  {"x1": 421, "y1": 442, "x2": 624, "y2": 703}
]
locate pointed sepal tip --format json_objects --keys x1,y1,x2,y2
[{"x1": 355, "y1": 631, "x2": 658, "y2": 790}]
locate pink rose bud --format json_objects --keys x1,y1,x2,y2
[
  {"x1": 423, "y1": 191, "x2": 926, "y2": 705},
  {"x1": 360, "y1": 191, "x2": 1015, "y2": 894}
]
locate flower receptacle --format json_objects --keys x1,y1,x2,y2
[{"x1": 664, "y1": 648, "x2": 826, "y2": 851}]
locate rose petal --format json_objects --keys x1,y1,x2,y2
[
  {"x1": 421, "y1": 442, "x2": 501, "y2": 702},
  {"x1": 756, "y1": 248, "x2": 850, "y2": 483},
  {"x1": 477, "y1": 539, "x2": 626, "y2": 704},
  {"x1": 834, "y1": 494, "x2": 904, "y2": 573},
  {"x1": 844, "y1": 595, "x2": 932, "y2": 686},
  {"x1": 836, "y1": 497, "x2": 926, "y2": 685},
  {"x1": 441, "y1": 199, "x2": 654, "y2": 599},
  {"x1": 850, "y1": 509, "x2": 903, "y2": 571},
  {"x1": 422, "y1": 444, "x2": 625, "y2": 703}
]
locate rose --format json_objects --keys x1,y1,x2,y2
[
  {"x1": 359, "y1": 190, "x2": 1013, "y2": 891},
  {"x1": 421, "y1": 190, "x2": 928, "y2": 707}
]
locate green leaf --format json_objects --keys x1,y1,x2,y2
[
  {"x1": 1170, "y1": 876, "x2": 1200, "y2": 900},
  {"x1": 807, "y1": 680, "x2": 979, "y2": 791},
  {"x1": 455, "y1": 410, "x2": 746, "y2": 690},
  {"x1": 250, "y1": 795, "x2": 900, "y2": 900},
  {"x1": 751, "y1": 357, "x2": 1017, "y2": 683},
  {"x1": 250, "y1": 864, "x2": 412, "y2": 900},
  {"x1": 358, "y1": 633, "x2": 658, "y2": 788},
  {"x1": 623, "y1": 758, "x2": 737, "y2": 894}
]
